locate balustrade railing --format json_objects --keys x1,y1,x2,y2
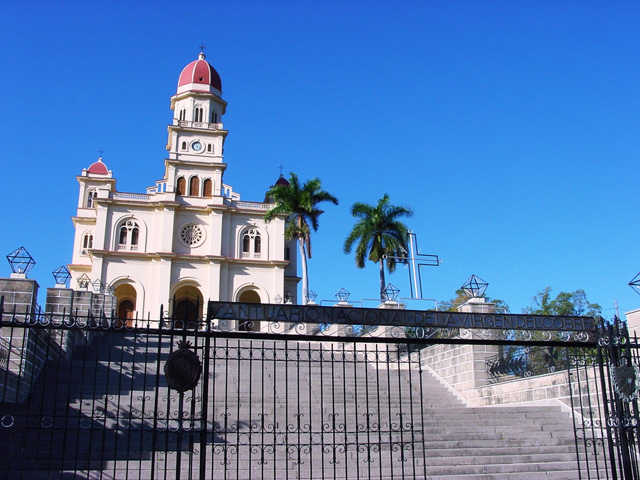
[
  {"x1": 113, "y1": 192, "x2": 151, "y2": 201},
  {"x1": 174, "y1": 119, "x2": 222, "y2": 130}
]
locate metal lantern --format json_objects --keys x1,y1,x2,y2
[
  {"x1": 92, "y1": 279, "x2": 103, "y2": 293},
  {"x1": 461, "y1": 274, "x2": 488, "y2": 298},
  {"x1": 6, "y1": 246, "x2": 35, "y2": 275},
  {"x1": 382, "y1": 283, "x2": 400, "y2": 302},
  {"x1": 630, "y1": 272, "x2": 640, "y2": 297},
  {"x1": 77, "y1": 273, "x2": 91, "y2": 290},
  {"x1": 335, "y1": 288, "x2": 350, "y2": 303},
  {"x1": 52, "y1": 265, "x2": 71, "y2": 286}
]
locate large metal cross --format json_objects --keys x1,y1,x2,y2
[{"x1": 388, "y1": 231, "x2": 440, "y2": 299}]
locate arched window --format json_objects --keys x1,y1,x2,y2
[
  {"x1": 211, "y1": 111, "x2": 218, "y2": 123},
  {"x1": 118, "y1": 220, "x2": 140, "y2": 251},
  {"x1": 179, "y1": 109, "x2": 186, "y2": 121},
  {"x1": 189, "y1": 176, "x2": 200, "y2": 196},
  {"x1": 86, "y1": 189, "x2": 96, "y2": 208},
  {"x1": 203, "y1": 179, "x2": 212, "y2": 198},
  {"x1": 207, "y1": 144, "x2": 212, "y2": 152},
  {"x1": 119, "y1": 226, "x2": 127, "y2": 245},
  {"x1": 241, "y1": 229, "x2": 262, "y2": 259},
  {"x1": 176, "y1": 177, "x2": 186, "y2": 196},
  {"x1": 81, "y1": 232, "x2": 93, "y2": 255},
  {"x1": 195, "y1": 106, "x2": 203, "y2": 123}
]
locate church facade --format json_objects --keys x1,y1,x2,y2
[{"x1": 68, "y1": 52, "x2": 299, "y2": 322}]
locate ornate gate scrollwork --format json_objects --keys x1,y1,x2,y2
[{"x1": 597, "y1": 318, "x2": 640, "y2": 480}]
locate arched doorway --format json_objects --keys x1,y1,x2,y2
[
  {"x1": 238, "y1": 290, "x2": 261, "y2": 332},
  {"x1": 115, "y1": 284, "x2": 137, "y2": 327},
  {"x1": 172, "y1": 284, "x2": 202, "y2": 329}
]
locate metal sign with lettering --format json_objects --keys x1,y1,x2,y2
[{"x1": 207, "y1": 302, "x2": 596, "y2": 333}]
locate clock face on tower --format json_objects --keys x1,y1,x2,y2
[{"x1": 191, "y1": 141, "x2": 203, "y2": 152}]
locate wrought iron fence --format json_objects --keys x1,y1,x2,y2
[
  {"x1": 0, "y1": 299, "x2": 430, "y2": 479},
  {"x1": 2, "y1": 295, "x2": 638, "y2": 479}
]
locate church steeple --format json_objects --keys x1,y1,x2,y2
[{"x1": 165, "y1": 52, "x2": 229, "y2": 196}]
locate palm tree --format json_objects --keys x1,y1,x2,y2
[
  {"x1": 265, "y1": 173, "x2": 338, "y2": 304},
  {"x1": 344, "y1": 194, "x2": 413, "y2": 300}
]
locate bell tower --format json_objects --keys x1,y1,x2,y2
[{"x1": 166, "y1": 51, "x2": 228, "y2": 196}]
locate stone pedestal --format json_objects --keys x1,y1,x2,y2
[
  {"x1": 0, "y1": 277, "x2": 41, "y2": 403},
  {"x1": 0, "y1": 276, "x2": 39, "y2": 320},
  {"x1": 457, "y1": 297, "x2": 495, "y2": 313},
  {"x1": 421, "y1": 297, "x2": 500, "y2": 400}
]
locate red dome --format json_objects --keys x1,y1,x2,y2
[
  {"x1": 275, "y1": 174, "x2": 290, "y2": 186},
  {"x1": 178, "y1": 53, "x2": 222, "y2": 92},
  {"x1": 87, "y1": 159, "x2": 109, "y2": 175}
]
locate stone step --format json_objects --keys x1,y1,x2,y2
[{"x1": 424, "y1": 460, "x2": 584, "y2": 476}]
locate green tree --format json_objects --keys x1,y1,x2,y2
[
  {"x1": 344, "y1": 194, "x2": 413, "y2": 300},
  {"x1": 516, "y1": 288, "x2": 602, "y2": 380},
  {"x1": 265, "y1": 173, "x2": 338, "y2": 304},
  {"x1": 439, "y1": 289, "x2": 509, "y2": 312},
  {"x1": 523, "y1": 287, "x2": 602, "y2": 317}
]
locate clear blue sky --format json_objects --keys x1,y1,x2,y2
[{"x1": 1, "y1": 1, "x2": 639, "y2": 317}]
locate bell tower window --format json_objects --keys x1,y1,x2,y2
[
  {"x1": 181, "y1": 141, "x2": 187, "y2": 150},
  {"x1": 189, "y1": 176, "x2": 200, "y2": 196},
  {"x1": 211, "y1": 111, "x2": 218, "y2": 123},
  {"x1": 179, "y1": 109, "x2": 186, "y2": 121},
  {"x1": 203, "y1": 179, "x2": 212, "y2": 198},
  {"x1": 176, "y1": 177, "x2": 186, "y2": 196},
  {"x1": 81, "y1": 232, "x2": 93, "y2": 255},
  {"x1": 86, "y1": 189, "x2": 96, "y2": 208},
  {"x1": 207, "y1": 144, "x2": 212, "y2": 153},
  {"x1": 195, "y1": 106, "x2": 203, "y2": 122}
]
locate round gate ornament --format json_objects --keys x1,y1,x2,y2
[
  {"x1": 612, "y1": 363, "x2": 640, "y2": 403},
  {"x1": 164, "y1": 341, "x2": 202, "y2": 393}
]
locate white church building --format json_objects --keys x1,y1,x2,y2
[{"x1": 68, "y1": 52, "x2": 299, "y2": 323}]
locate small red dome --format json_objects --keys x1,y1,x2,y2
[
  {"x1": 275, "y1": 174, "x2": 290, "y2": 186},
  {"x1": 87, "y1": 158, "x2": 109, "y2": 175},
  {"x1": 178, "y1": 52, "x2": 222, "y2": 92}
]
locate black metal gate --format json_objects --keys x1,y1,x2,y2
[
  {"x1": 568, "y1": 318, "x2": 640, "y2": 480},
  {"x1": 0, "y1": 301, "x2": 429, "y2": 479},
  {"x1": 2, "y1": 298, "x2": 640, "y2": 479}
]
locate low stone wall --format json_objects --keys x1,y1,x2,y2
[
  {"x1": 0, "y1": 282, "x2": 114, "y2": 403},
  {"x1": 420, "y1": 343, "x2": 500, "y2": 395},
  {"x1": 1, "y1": 326, "x2": 51, "y2": 403},
  {"x1": 468, "y1": 370, "x2": 573, "y2": 408},
  {"x1": 421, "y1": 342, "x2": 603, "y2": 418}
]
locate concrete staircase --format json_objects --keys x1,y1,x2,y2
[{"x1": 0, "y1": 332, "x2": 608, "y2": 479}]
